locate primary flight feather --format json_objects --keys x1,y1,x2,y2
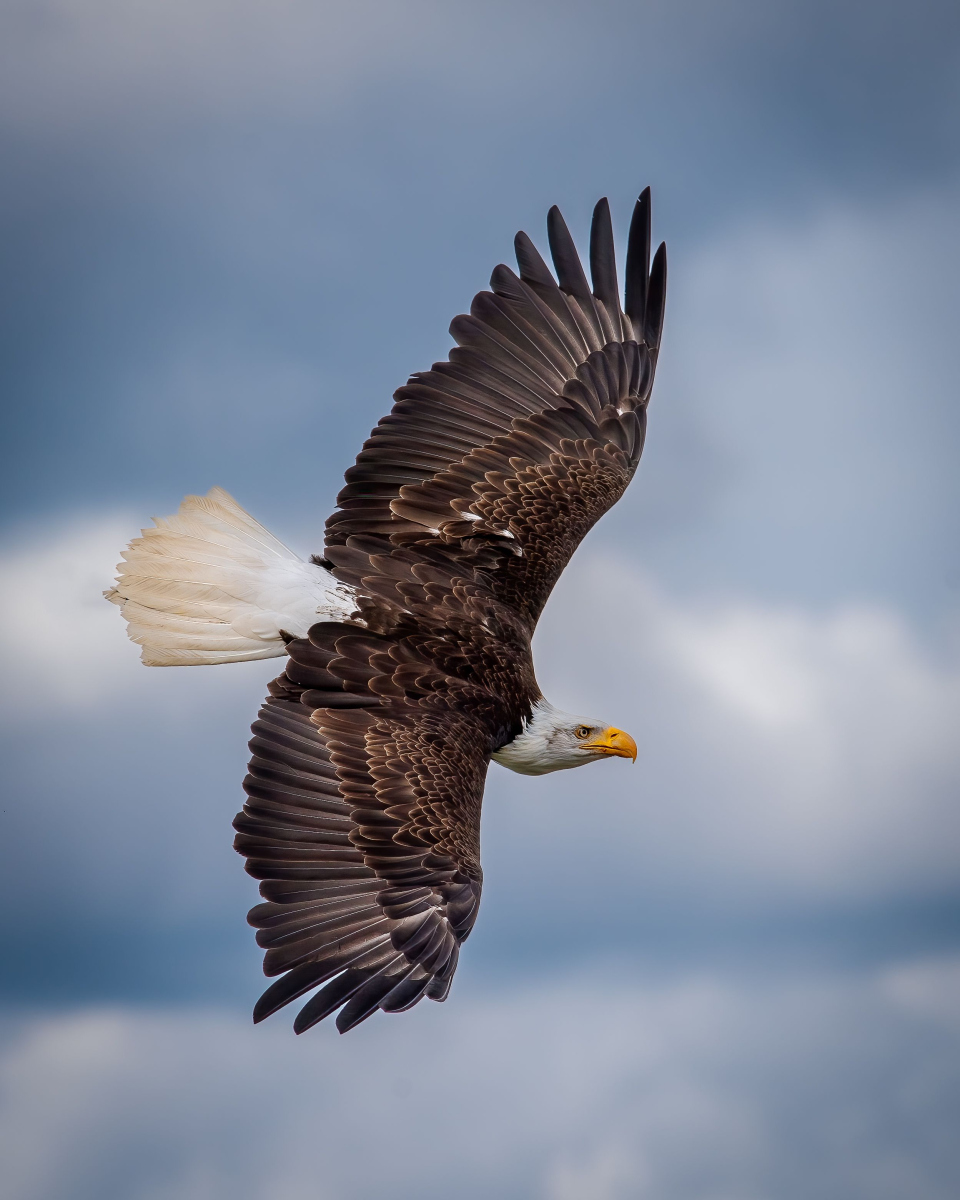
[{"x1": 107, "y1": 190, "x2": 667, "y2": 1033}]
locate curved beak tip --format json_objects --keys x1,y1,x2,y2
[{"x1": 586, "y1": 727, "x2": 638, "y2": 763}]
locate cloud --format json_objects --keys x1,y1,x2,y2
[
  {"x1": 0, "y1": 0, "x2": 670, "y2": 143},
  {"x1": 521, "y1": 553, "x2": 960, "y2": 910},
  {"x1": 1, "y1": 956, "x2": 958, "y2": 1200},
  {"x1": 0, "y1": 512, "x2": 279, "y2": 713},
  {"x1": 0, "y1": 0, "x2": 442, "y2": 134},
  {"x1": 631, "y1": 183, "x2": 960, "y2": 613},
  {"x1": 2, "y1": 0, "x2": 957, "y2": 206},
  {"x1": 0, "y1": 512, "x2": 148, "y2": 707}
]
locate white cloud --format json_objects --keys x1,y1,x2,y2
[
  {"x1": 524, "y1": 554, "x2": 960, "y2": 905},
  {"x1": 0, "y1": 514, "x2": 277, "y2": 714},
  {"x1": 881, "y1": 957, "x2": 960, "y2": 1028},
  {"x1": 0, "y1": 0, "x2": 431, "y2": 132},
  {"x1": 0, "y1": 0, "x2": 609, "y2": 141},
  {"x1": 643, "y1": 183, "x2": 960, "y2": 605},
  {"x1": 0, "y1": 513, "x2": 143, "y2": 704},
  {"x1": 1, "y1": 957, "x2": 957, "y2": 1200}
]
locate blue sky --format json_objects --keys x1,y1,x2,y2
[{"x1": 1, "y1": 2, "x2": 959, "y2": 1198}]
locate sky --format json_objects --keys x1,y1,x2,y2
[{"x1": 1, "y1": 1, "x2": 959, "y2": 1197}]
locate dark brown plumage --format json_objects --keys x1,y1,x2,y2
[{"x1": 233, "y1": 191, "x2": 667, "y2": 1032}]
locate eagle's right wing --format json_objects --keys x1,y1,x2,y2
[{"x1": 233, "y1": 625, "x2": 491, "y2": 1034}]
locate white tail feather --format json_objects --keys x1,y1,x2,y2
[{"x1": 106, "y1": 487, "x2": 355, "y2": 665}]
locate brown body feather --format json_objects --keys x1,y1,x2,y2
[{"x1": 234, "y1": 192, "x2": 666, "y2": 1031}]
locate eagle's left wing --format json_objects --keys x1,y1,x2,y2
[
  {"x1": 324, "y1": 192, "x2": 666, "y2": 632},
  {"x1": 233, "y1": 627, "x2": 491, "y2": 1033}
]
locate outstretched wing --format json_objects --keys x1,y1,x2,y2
[
  {"x1": 325, "y1": 191, "x2": 666, "y2": 629},
  {"x1": 233, "y1": 193, "x2": 667, "y2": 1033},
  {"x1": 233, "y1": 624, "x2": 494, "y2": 1033}
]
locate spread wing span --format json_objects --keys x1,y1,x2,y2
[
  {"x1": 234, "y1": 192, "x2": 666, "y2": 1031},
  {"x1": 325, "y1": 191, "x2": 666, "y2": 629}
]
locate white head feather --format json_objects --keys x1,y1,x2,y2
[{"x1": 492, "y1": 699, "x2": 637, "y2": 776}]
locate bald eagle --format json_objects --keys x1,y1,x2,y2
[{"x1": 107, "y1": 191, "x2": 666, "y2": 1033}]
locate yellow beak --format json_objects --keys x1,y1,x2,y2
[{"x1": 584, "y1": 726, "x2": 637, "y2": 762}]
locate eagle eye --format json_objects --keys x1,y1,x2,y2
[{"x1": 575, "y1": 725, "x2": 591, "y2": 740}]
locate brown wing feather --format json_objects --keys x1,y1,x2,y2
[
  {"x1": 233, "y1": 623, "x2": 492, "y2": 1033},
  {"x1": 324, "y1": 191, "x2": 666, "y2": 630}
]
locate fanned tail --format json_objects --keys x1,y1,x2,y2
[{"x1": 106, "y1": 487, "x2": 352, "y2": 666}]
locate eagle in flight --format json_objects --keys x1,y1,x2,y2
[{"x1": 107, "y1": 191, "x2": 666, "y2": 1033}]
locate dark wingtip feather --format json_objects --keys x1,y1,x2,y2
[
  {"x1": 335, "y1": 968, "x2": 413, "y2": 1033},
  {"x1": 547, "y1": 205, "x2": 593, "y2": 304},
  {"x1": 514, "y1": 231, "x2": 555, "y2": 287},
  {"x1": 490, "y1": 262, "x2": 525, "y2": 300},
  {"x1": 293, "y1": 968, "x2": 368, "y2": 1034},
  {"x1": 253, "y1": 961, "x2": 334, "y2": 1024},
  {"x1": 380, "y1": 971, "x2": 431, "y2": 1013},
  {"x1": 624, "y1": 188, "x2": 652, "y2": 328},
  {"x1": 644, "y1": 241, "x2": 667, "y2": 350},
  {"x1": 589, "y1": 197, "x2": 619, "y2": 308}
]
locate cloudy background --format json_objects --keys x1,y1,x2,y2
[{"x1": 1, "y1": 1, "x2": 959, "y2": 1196}]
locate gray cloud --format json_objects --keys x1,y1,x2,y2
[
  {"x1": 3, "y1": 0, "x2": 959, "y2": 520},
  {"x1": 2, "y1": 1, "x2": 957, "y2": 182},
  {"x1": 613, "y1": 184, "x2": 960, "y2": 618},
  {"x1": 1, "y1": 957, "x2": 958, "y2": 1200}
]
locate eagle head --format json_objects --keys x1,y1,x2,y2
[{"x1": 491, "y1": 699, "x2": 637, "y2": 776}]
